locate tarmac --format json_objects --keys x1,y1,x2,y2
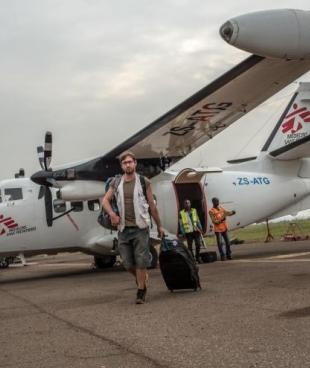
[{"x1": 1, "y1": 240, "x2": 310, "y2": 368}]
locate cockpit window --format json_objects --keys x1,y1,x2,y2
[{"x1": 4, "y1": 188, "x2": 23, "y2": 201}]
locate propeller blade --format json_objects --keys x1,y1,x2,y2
[
  {"x1": 45, "y1": 186, "x2": 53, "y2": 227},
  {"x1": 38, "y1": 185, "x2": 45, "y2": 200},
  {"x1": 44, "y1": 131, "x2": 52, "y2": 170},
  {"x1": 37, "y1": 146, "x2": 45, "y2": 170}
]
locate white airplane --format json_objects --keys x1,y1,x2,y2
[{"x1": 2, "y1": 9, "x2": 310, "y2": 268}]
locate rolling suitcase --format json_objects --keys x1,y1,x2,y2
[{"x1": 159, "y1": 238, "x2": 201, "y2": 292}]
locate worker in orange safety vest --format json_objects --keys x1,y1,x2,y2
[{"x1": 209, "y1": 197, "x2": 236, "y2": 261}]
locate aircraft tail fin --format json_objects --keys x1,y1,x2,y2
[{"x1": 261, "y1": 82, "x2": 310, "y2": 160}]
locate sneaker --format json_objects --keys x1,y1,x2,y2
[
  {"x1": 136, "y1": 288, "x2": 146, "y2": 304},
  {"x1": 220, "y1": 255, "x2": 226, "y2": 261},
  {"x1": 227, "y1": 255, "x2": 232, "y2": 260}
]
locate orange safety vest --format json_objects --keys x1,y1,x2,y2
[{"x1": 209, "y1": 207, "x2": 228, "y2": 233}]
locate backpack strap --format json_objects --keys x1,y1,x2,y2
[
  {"x1": 139, "y1": 175, "x2": 147, "y2": 199},
  {"x1": 114, "y1": 174, "x2": 122, "y2": 191},
  {"x1": 139, "y1": 174, "x2": 153, "y2": 228}
]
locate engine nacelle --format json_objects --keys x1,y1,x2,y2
[
  {"x1": 220, "y1": 9, "x2": 310, "y2": 60},
  {"x1": 58, "y1": 180, "x2": 105, "y2": 201}
]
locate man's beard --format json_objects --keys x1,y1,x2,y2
[{"x1": 125, "y1": 167, "x2": 135, "y2": 175}]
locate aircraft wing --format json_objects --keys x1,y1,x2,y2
[{"x1": 103, "y1": 55, "x2": 310, "y2": 164}]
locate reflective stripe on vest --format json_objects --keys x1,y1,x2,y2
[
  {"x1": 180, "y1": 208, "x2": 199, "y2": 233},
  {"x1": 210, "y1": 207, "x2": 228, "y2": 232}
]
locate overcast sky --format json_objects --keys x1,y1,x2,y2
[{"x1": 1, "y1": 0, "x2": 310, "y2": 180}]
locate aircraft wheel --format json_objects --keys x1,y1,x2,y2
[
  {"x1": 94, "y1": 255, "x2": 116, "y2": 269},
  {"x1": 0, "y1": 258, "x2": 10, "y2": 269},
  {"x1": 148, "y1": 244, "x2": 158, "y2": 269}
]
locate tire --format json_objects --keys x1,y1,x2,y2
[
  {"x1": 94, "y1": 255, "x2": 116, "y2": 269},
  {"x1": 147, "y1": 244, "x2": 158, "y2": 269},
  {"x1": 0, "y1": 258, "x2": 10, "y2": 269}
]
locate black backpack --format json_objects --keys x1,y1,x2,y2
[{"x1": 98, "y1": 175, "x2": 147, "y2": 231}]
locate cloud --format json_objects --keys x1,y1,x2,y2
[{"x1": 0, "y1": 0, "x2": 310, "y2": 179}]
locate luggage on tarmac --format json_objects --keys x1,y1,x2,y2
[
  {"x1": 159, "y1": 237, "x2": 201, "y2": 292},
  {"x1": 200, "y1": 251, "x2": 218, "y2": 263},
  {"x1": 198, "y1": 233, "x2": 218, "y2": 263}
]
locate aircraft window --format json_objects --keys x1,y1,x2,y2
[
  {"x1": 88, "y1": 199, "x2": 100, "y2": 211},
  {"x1": 71, "y1": 201, "x2": 83, "y2": 212},
  {"x1": 53, "y1": 199, "x2": 66, "y2": 213},
  {"x1": 4, "y1": 188, "x2": 23, "y2": 201}
]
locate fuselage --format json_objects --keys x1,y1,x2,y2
[
  {"x1": 152, "y1": 161, "x2": 310, "y2": 235},
  {"x1": 2, "y1": 155, "x2": 309, "y2": 258}
]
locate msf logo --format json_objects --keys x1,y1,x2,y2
[
  {"x1": 0, "y1": 214, "x2": 18, "y2": 236},
  {"x1": 282, "y1": 103, "x2": 310, "y2": 134}
]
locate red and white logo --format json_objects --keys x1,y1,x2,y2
[
  {"x1": 282, "y1": 103, "x2": 310, "y2": 134},
  {"x1": 0, "y1": 214, "x2": 18, "y2": 236}
]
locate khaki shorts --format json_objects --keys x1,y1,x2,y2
[{"x1": 118, "y1": 227, "x2": 150, "y2": 269}]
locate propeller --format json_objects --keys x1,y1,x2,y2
[
  {"x1": 33, "y1": 131, "x2": 74, "y2": 227},
  {"x1": 36, "y1": 132, "x2": 54, "y2": 227}
]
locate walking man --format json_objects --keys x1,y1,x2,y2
[
  {"x1": 179, "y1": 199, "x2": 203, "y2": 263},
  {"x1": 209, "y1": 197, "x2": 236, "y2": 261},
  {"x1": 102, "y1": 151, "x2": 164, "y2": 304}
]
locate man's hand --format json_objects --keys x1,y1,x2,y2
[
  {"x1": 157, "y1": 226, "x2": 165, "y2": 239},
  {"x1": 110, "y1": 212, "x2": 120, "y2": 226}
]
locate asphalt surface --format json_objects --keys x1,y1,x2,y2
[{"x1": 1, "y1": 241, "x2": 310, "y2": 368}]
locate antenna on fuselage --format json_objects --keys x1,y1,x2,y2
[{"x1": 14, "y1": 168, "x2": 25, "y2": 178}]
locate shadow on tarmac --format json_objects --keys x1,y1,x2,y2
[{"x1": 0, "y1": 264, "x2": 126, "y2": 285}]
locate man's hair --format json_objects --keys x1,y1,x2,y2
[
  {"x1": 212, "y1": 197, "x2": 219, "y2": 204},
  {"x1": 119, "y1": 151, "x2": 136, "y2": 163}
]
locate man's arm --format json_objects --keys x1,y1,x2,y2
[
  {"x1": 179, "y1": 215, "x2": 185, "y2": 236},
  {"x1": 146, "y1": 184, "x2": 164, "y2": 238},
  {"x1": 195, "y1": 211, "x2": 203, "y2": 232},
  {"x1": 102, "y1": 186, "x2": 120, "y2": 226},
  {"x1": 224, "y1": 208, "x2": 236, "y2": 216}
]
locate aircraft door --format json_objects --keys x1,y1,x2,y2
[{"x1": 174, "y1": 169, "x2": 207, "y2": 234}]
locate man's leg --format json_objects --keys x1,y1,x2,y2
[
  {"x1": 118, "y1": 229, "x2": 136, "y2": 277},
  {"x1": 133, "y1": 228, "x2": 150, "y2": 303},
  {"x1": 193, "y1": 231, "x2": 201, "y2": 262},
  {"x1": 185, "y1": 233, "x2": 194, "y2": 259},
  {"x1": 222, "y1": 231, "x2": 232, "y2": 259},
  {"x1": 215, "y1": 232, "x2": 225, "y2": 260},
  {"x1": 136, "y1": 268, "x2": 148, "y2": 290}
]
